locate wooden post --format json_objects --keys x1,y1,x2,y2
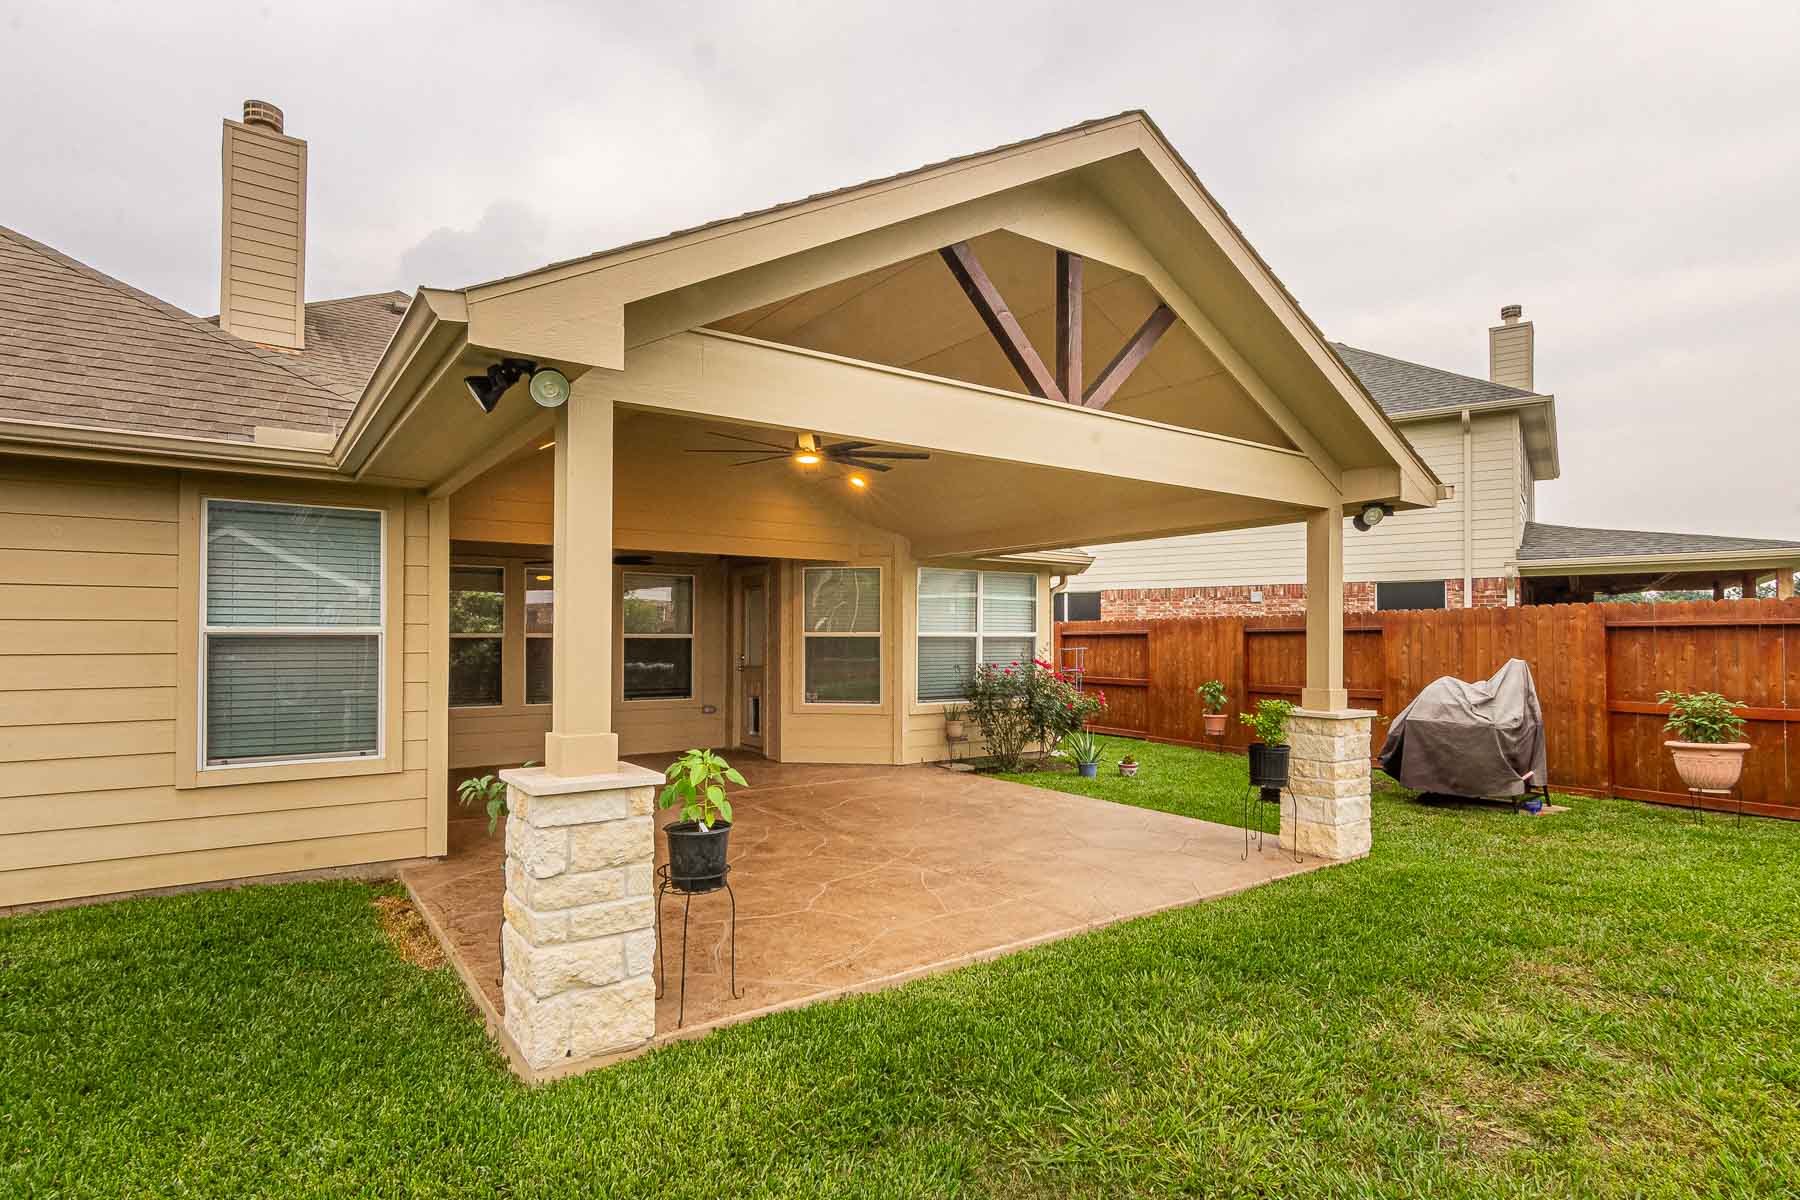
[
  {"x1": 1055, "y1": 250, "x2": 1082, "y2": 405},
  {"x1": 1780, "y1": 568, "x2": 1796, "y2": 601},
  {"x1": 1302, "y1": 508, "x2": 1348, "y2": 711},
  {"x1": 1740, "y1": 573, "x2": 1757, "y2": 601},
  {"x1": 544, "y1": 386, "x2": 620, "y2": 777}
]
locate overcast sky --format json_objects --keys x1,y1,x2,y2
[{"x1": 3, "y1": 1, "x2": 1796, "y2": 537}]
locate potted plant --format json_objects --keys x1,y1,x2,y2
[
  {"x1": 1058, "y1": 729, "x2": 1104, "y2": 778},
  {"x1": 1658, "y1": 689, "x2": 1751, "y2": 791},
  {"x1": 1118, "y1": 753, "x2": 1139, "y2": 778},
  {"x1": 1239, "y1": 699, "x2": 1295, "y2": 802},
  {"x1": 942, "y1": 704, "x2": 967, "y2": 741},
  {"x1": 1197, "y1": 680, "x2": 1229, "y2": 737},
  {"x1": 658, "y1": 748, "x2": 747, "y2": 888}
]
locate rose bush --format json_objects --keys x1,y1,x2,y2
[{"x1": 967, "y1": 656, "x2": 1106, "y2": 770}]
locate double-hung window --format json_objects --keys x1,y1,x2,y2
[
  {"x1": 202, "y1": 500, "x2": 383, "y2": 767},
  {"x1": 622, "y1": 572, "x2": 694, "y2": 701},
  {"x1": 525, "y1": 562, "x2": 554, "y2": 705},
  {"x1": 917, "y1": 568, "x2": 1037, "y2": 702},
  {"x1": 449, "y1": 565, "x2": 505, "y2": 707},
  {"x1": 803, "y1": 566, "x2": 881, "y2": 704}
]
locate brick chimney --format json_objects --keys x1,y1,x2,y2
[
  {"x1": 219, "y1": 100, "x2": 307, "y2": 349},
  {"x1": 1488, "y1": 303, "x2": 1532, "y2": 391}
]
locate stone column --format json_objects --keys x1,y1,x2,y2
[
  {"x1": 499, "y1": 762, "x2": 664, "y2": 1070},
  {"x1": 1283, "y1": 709, "x2": 1373, "y2": 861}
]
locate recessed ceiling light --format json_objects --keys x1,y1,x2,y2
[
  {"x1": 538, "y1": 441, "x2": 555, "y2": 451},
  {"x1": 848, "y1": 474, "x2": 867, "y2": 489}
]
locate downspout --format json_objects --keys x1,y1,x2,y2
[{"x1": 1461, "y1": 410, "x2": 1474, "y2": 608}]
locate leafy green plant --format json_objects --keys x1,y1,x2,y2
[
  {"x1": 1239, "y1": 699, "x2": 1295, "y2": 746},
  {"x1": 1057, "y1": 729, "x2": 1103, "y2": 766},
  {"x1": 941, "y1": 703, "x2": 967, "y2": 724},
  {"x1": 1196, "y1": 679, "x2": 1228, "y2": 714},
  {"x1": 1118, "y1": 753, "x2": 1138, "y2": 768},
  {"x1": 967, "y1": 658, "x2": 1107, "y2": 769},
  {"x1": 457, "y1": 762, "x2": 536, "y2": 835},
  {"x1": 658, "y1": 748, "x2": 746, "y2": 829},
  {"x1": 1657, "y1": 690, "x2": 1748, "y2": 744}
]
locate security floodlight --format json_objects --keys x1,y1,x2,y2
[{"x1": 1353, "y1": 503, "x2": 1393, "y2": 532}]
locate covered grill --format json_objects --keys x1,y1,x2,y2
[{"x1": 1378, "y1": 659, "x2": 1548, "y2": 799}]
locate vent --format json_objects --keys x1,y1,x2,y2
[{"x1": 241, "y1": 99, "x2": 285, "y2": 133}]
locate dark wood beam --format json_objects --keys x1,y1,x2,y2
[
  {"x1": 939, "y1": 242, "x2": 1064, "y2": 402},
  {"x1": 1055, "y1": 250, "x2": 1083, "y2": 404},
  {"x1": 1082, "y1": 303, "x2": 1176, "y2": 409}
]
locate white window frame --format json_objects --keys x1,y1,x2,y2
[
  {"x1": 524, "y1": 560, "x2": 554, "y2": 708},
  {"x1": 916, "y1": 568, "x2": 1039, "y2": 704},
  {"x1": 449, "y1": 562, "x2": 506, "y2": 709},
  {"x1": 801, "y1": 564, "x2": 884, "y2": 707},
  {"x1": 198, "y1": 498, "x2": 387, "y2": 771},
  {"x1": 621, "y1": 570, "x2": 697, "y2": 703}
]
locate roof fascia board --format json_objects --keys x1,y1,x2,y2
[
  {"x1": 1514, "y1": 547, "x2": 1800, "y2": 574},
  {"x1": 0, "y1": 417, "x2": 345, "y2": 480},
  {"x1": 336, "y1": 289, "x2": 467, "y2": 474}
]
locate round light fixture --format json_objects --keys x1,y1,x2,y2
[
  {"x1": 528, "y1": 368, "x2": 571, "y2": 408},
  {"x1": 794, "y1": 452, "x2": 822, "y2": 465},
  {"x1": 1353, "y1": 503, "x2": 1392, "y2": 532},
  {"x1": 848, "y1": 474, "x2": 867, "y2": 490}
]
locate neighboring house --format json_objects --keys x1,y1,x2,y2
[
  {"x1": 0, "y1": 105, "x2": 1441, "y2": 918},
  {"x1": 1067, "y1": 310, "x2": 1800, "y2": 618}
]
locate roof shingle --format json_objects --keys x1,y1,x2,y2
[
  {"x1": 1518, "y1": 521, "x2": 1800, "y2": 562},
  {"x1": 1331, "y1": 342, "x2": 1537, "y2": 416}
]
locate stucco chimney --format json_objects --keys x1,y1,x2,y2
[
  {"x1": 1488, "y1": 303, "x2": 1532, "y2": 391},
  {"x1": 219, "y1": 100, "x2": 307, "y2": 349}
]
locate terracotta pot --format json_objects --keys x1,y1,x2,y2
[
  {"x1": 1203, "y1": 713, "x2": 1227, "y2": 737},
  {"x1": 1665, "y1": 741, "x2": 1750, "y2": 792},
  {"x1": 943, "y1": 720, "x2": 965, "y2": 740}
]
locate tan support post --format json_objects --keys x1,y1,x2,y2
[
  {"x1": 1302, "y1": 508, "x2": 1347, "y2": 711},
  {"x1": 1779, "y1": 569, "x2": 1795, "y2": 601},
  {"x1": 544, "y1": 383, "x2": 621, "y2": 777}
]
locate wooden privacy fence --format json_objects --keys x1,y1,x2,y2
[{"x1": 1054, "y1": 598, "x2": 1800, "y2": 820}]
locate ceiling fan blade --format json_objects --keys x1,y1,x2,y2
[
  {"x1": 840, "y1": 450, "x2": 931, "y2": 460},
  {"x1": 838, "y1": 458, "x2": 893, "y2": 472},
  {"x1": 823, "y1": 440, "x2": 876, "y2": 454},
  {"x1": 706, "y1": 431, "x2": 790, "y2": 451}
]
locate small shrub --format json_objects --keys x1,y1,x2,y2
[
  {"x1": 1657, "y1": 689, "x2": 1747, "y2": 744},
  {"x1": 967, "y1": 657, "x2": 1107, "y2": 771},
  {"x1": 659, "y1": 748, "x2": 746, "y2": 829},
  {"x1": 457, "y1": 773, "x2": 509, "y2": 835},
  {"x1": 1239, "y1": 698, "x2": 1295, "y2": 746}
]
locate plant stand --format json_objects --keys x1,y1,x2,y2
[
  {"x1": 943, "y1": 731, "x2": 972, "y2": 771},
  {"x1": 654, "y1": 863, "x2": 742, "y2": 1028},
  {"x1": 1241, "y1": 784, "x2": 1302, "y2": 864},
  {"x1": 1684, "y1": 785, "x2": 1743, "y2": 825}
]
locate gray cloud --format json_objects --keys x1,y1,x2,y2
[{"x1": 2, "y1": 0, "x2": 1795, "y2": 535}]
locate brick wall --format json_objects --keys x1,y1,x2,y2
[{"x1": 1099, "y1": 577, "x2": 1511, "y2": 620}]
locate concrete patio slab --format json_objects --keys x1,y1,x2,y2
[{"x1": 400, "y1": 756, "x2": 1323, "y2": 1069}]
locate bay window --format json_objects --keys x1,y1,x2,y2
[
  {"x1": 201, "y1": 499, "x2": 383, "y2": 767},
  {"x1": 917, "y1": 568, "x2": 1037, "y2": 702},
  {"x1": 803, "y1": 566, "x2": 882, "y2": 704}
]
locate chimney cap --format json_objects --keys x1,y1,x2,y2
[
  {"x1": 241, "y1": 99, "x2": 285, "y2": 134},
  {"x1": 1499, "y1": 303, "x2": 1523, "y2": 322}
]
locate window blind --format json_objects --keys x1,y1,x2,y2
[
  {"x1": 980, "y1": 571, "x2": 1037, "y2": 634},
  {"x1": 804, "y1": 568, "x2": 881, "y2": 633},
  {"x1": 918, "y1": 636, "x2": 976, "y2": 702},
  {"x1": 206, "y1": 502, "x2": 381, "y2": 627},
  {"x1": 203, "y1": 500, "x2": 382, "y2": 766},
  {"x1": 918, "y1": 568, "x2": 978, "y2": 634}
]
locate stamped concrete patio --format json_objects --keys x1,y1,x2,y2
[{"x1": 402, "y1": 755, "x2": 1322, "y2": 1049}]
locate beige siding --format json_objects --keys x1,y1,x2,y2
[
  {"x1": 1077, "y1": 411, "x2": 1523, "y2": 590},
  {"x1": 218, "y1": 119, "x2": 307, "y2": 350},
  {"x1": 0, "y1": 455, "x2": 431, "y2": 908}
]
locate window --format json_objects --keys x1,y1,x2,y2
[
  {"x1": 202, "y1": 499, "x2": 383, "y2": 767},
  {"x1": 449, "y1": 565, "x2": 505, "y2": 706},
  {"x1": 918, "y1": 569, "x2": 1038, "y2": 702},
  {"x1": 1055, "y1": 591, "x2": 1100, "y2": 622},
  {"x1": 1376, "y1": 580, "x2": 1447, "y2": 611},
  {"x1": 803, "y1": 566, "x2": 882, "y2": 704},
  {"x1": 622, "y1": 573, "x2": 694, "y2": 700},
  {"x1": 525, "y1": 562, "x2": 554, "y2": 705}
]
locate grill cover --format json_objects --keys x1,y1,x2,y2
[{"x1": 1377, "y1": 658, "x2": 1547, "y2": 798}]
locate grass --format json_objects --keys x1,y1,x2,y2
[{"x1": 4, "y1": 741, "x2": 1798, "y2": 1197}]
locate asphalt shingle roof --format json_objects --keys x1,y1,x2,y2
[
  {"x1": 0, "y1": 225, "x2": 406, "y2": 443},
  {"x1": 1331, "y1": 342, "x2": 1537, "y2": 416},
  {"x1": 1518, "y1": 522, "x2": 1800, "y2": 562}
]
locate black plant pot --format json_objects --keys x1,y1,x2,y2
[
  {"x1": 1247, "y1": 742, "x2": 1290, "y2": 803},
  {"x1": 665, "y1": 819, "x2": 731, "y2": 889}
]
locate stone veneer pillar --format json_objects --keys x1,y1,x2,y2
[
  {"x1": 498, "y1": 762, "x2": 665, "y2": 1070},
  {"x1": 1282, "y1": 709, "x2": 1374, "y2": 861}
]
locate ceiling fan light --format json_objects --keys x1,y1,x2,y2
[{"x1": 794, "y1": 452, "x2": 822, "y2": 465}]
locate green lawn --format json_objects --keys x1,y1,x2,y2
[{"x1": 4, "y1": 742, "x2": 1798, "y2": 1198}]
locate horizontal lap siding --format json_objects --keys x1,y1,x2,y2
[{"x1": 0, "y1": 458, "x2": 434, "y2": 907}]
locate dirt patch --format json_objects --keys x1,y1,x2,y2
[{"x1": 374, "y1": 893, "x2": 446, "y2": 969}]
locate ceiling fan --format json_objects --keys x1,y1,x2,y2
[{"x1": 683, "y1": 431, "x2": 931, "y2": 473}]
